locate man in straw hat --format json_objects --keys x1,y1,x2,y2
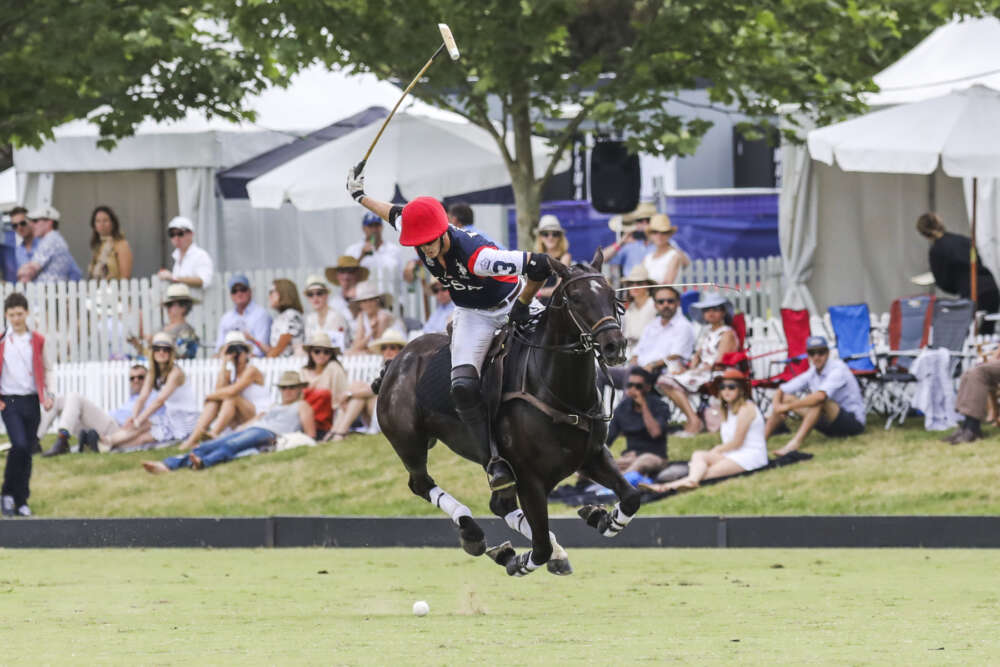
[
  {"x1": 142, "y1": 370, "x2": 316, "y2": 473},
  {"x1": 345, "y1": 211, "x2": 401, "y2": 284},
  {"x1": 346, "y1": 169, "x2": 555, "y2": 492},
  {"x1": 601, "y1": 201, "x2": 656, "y2": 276}
]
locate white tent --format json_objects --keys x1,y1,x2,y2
[
  {"x1": 780, "y1": 16, "x2": 1000, "y2": 313},
  {"x1": 247, "y1": 113, "x2": 568, "y2": 211},
  {"x1": 0, "y1": 168, "x2": 15, "y2": 213},
  {"x1": 12, "y1": 65, "x2": 459, "y2": 275}
]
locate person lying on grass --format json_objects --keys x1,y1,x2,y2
[
  {"x1": 142, "y1": 370, "x2": 315, "y2": 473},
  {"x1": 639, "y1": 369, "x2": 768, "y2": 493}
]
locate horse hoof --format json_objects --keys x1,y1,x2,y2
[
  {"x1": 505, "y1": 552, "x2": 538, "y2": 577},
  {"x1": 457, "y1": 516, "x2": 486, "y2": 556},
  {"x1": 546, "y1": 558, "x2": 573, "y2": 576},
  {"x1": 485, "y1": 541, "x2": 515, "y2": 567},
  {"x1": 577, "y1": 504, "x2": 607, "y2": 530}
]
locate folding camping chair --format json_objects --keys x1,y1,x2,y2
[
  {"x1": 827, "y1": 303, "x2": 881, "y2": 415},
  {"x1": 878, "y1": 295, "x2": 935, "y2": 428},
  {"x1": 750, "y1": 308, "x2": 811, "y2": 410},
  {"x1": 883, "y1": 298, "x2": 974, "y2": 428}
]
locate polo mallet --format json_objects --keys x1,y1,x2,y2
[{"x1": 353, "y1": 23, "x2": 460, "y2": 176}]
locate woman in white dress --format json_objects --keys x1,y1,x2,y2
[
  {"x1": 657, "y1": 293, "x2": 738, "y2": 437},
  {"x1": 642, "y1": 213, "x2": 689, "y2": 284},
  {"x1": 641, "y1": 369, "x2": 768, "y2": 493},
  {"x1": 109, "y1": 332, "x2": 199, "y2": 449},
  {"x1": 178, "y1": 331, "x2": 270, "y2": 451}
]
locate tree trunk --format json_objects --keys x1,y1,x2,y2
[{"x1": 509, "y1": 85, "x2": 543, "y2": 250}]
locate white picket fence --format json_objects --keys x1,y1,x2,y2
[{"x1": 672, "y1": 255, "x2": 784, "y2": 322}]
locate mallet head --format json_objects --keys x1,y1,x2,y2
[{"x1": 438, "y1": 23, "x2": 460, "y2": 60}]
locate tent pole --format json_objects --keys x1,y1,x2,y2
[{"x1": 972, "y1": 177, "x2": 979, "y2": 336}]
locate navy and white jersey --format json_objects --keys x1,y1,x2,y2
[{"x1": 416, "y1": 226, "x2": 527, "y2": 309}]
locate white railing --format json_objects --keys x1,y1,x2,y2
[
  {"x1": 674, "y1": 255, "x2": 784, "y2": 321},
  {"x1": 0, "y1": 266, "x2": 422, "y2": 364}
]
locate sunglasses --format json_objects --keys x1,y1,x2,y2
[
  {"x1": 230, "y1": 285, "x2": 249, "y2": 294},
  {"x1": 382, "y1": 344, "x2": 403, "y2": 351},
  {"x1": 152, "y1": 345, "x2": 173, "y2": 353},
  {"x1": 720, "y1": 382, "x2": 742, "y2": 391},
  {"x1": 310, "y1": 348, "x2": 334, "y2": 355},
  {"x1": 305, "y1": 290, "x2": 328, "y2": 298},
  {"x1": 626, "y1": 381, "x2": 646, "y2": 389},
  {"x1": 539, "y1": 231, "x2": 562, "y2": 238},
  {"x1": 655, "y1": 298, "x2": 678, "y2": 305},
  {"x1": 807, "y1": 349, "x2": 828, "y2": 357},
  {"x1": 129, "y1": 375, "x2": 146, "y2": 382},
  {"x1": 168, "y1": 229, "x2": 188, "y2": 238},
  {"x1": 12, "y1": 220, "x2": 28, "y2": 229},
  {"x1": 431, "y1": 286, "x2": 443, "y2": 294},
  {"x1": 227, "y1": 345, "x2": 249, "y2": 355}
]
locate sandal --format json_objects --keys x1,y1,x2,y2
[{"x1": 189, "y1": 452, "x2": 204, "y2": 470}]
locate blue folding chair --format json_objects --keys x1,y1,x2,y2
[{"x1": 828, "y1": 303, "x2": 880, "y2": 414}]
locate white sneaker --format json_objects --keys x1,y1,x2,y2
[
  {"x1": 1, "y1": 495, "x2": 14, "y2": 517},
  {"x1": 15, "y1": 504, "x2": 31, "y2": 517}
]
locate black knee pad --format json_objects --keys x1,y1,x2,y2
[{"x1": 450, "y1": 364, "x2": 482, "y2": 411}]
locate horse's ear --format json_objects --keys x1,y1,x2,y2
[
  {"x1": 548, "y1": 255, "x2": 571, "y2": 279},
  {"x1": 590, "y1": 248, "x2": 604, "y2": 272}
]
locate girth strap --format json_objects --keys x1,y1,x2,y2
[{"x1": 500, "y1": 391, "x2": 591, "y2": 433}]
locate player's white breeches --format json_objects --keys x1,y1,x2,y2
[{"x1": 450, "y1": 299, "x2": 517, "y2": 370}]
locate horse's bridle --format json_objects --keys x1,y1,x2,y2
[{"x1": 540, "y1": 271, "x2": 623, "y2": 361}]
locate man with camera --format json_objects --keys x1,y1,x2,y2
[{"x1": 602, "y1": 201, "x2": 656, "y2": 277}]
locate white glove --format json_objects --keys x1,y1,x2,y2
[{"x1": 346, "y1": 163, "x2": 366, "y2": 202}]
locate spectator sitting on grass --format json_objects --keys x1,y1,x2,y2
[
  {"x1": 608, "y1": 367, "x2": 672, "y2": 476},
  {"x1": 640, "y1": 369, "x2": 768, "y2": 494},
  {"x1": 109, "y1": 332, "x2": 200, "y2": 450},
  {"x1": 300, "y1": 332, "x2": 350, "y2": 439},
  {"x1": 40, "y1": 364, "x2": 161, "y2": 456},
  {"x1": 329, "y1": 328, "x2": 405, "y2": 442},
  {"x1": 942, "y1": 345, "x2": 1000, "y2": 445},
  {"x1": 142, "y1": 370, "x2": 316, "y2": 473},
  {"x1": 178, "y1": 331, "x2": 271, "y2": 451},
  {"x1": 766, "y1": 335, "x2": 866, "y2": 456}
]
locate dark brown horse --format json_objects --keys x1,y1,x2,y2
[{"x1": 375, "y1": 250, "x2": 643, "y2": 576}]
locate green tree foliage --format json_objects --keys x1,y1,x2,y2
[
  {"x1": 230, "y1": 0, "x2": 994, "y2": 246},
  {"x1": 0, "y1": 1, "x2": 282, "y2": 150}
]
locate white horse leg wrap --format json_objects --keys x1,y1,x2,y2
[
  {"x1": 504, "y1": 509, "x2": 532, "y2": 539},
  {"x1": 603, "y1": 502, "x2": 634, "y2": 537},
  {"x1": 549, "y1": 532, "x2": 568, "y2": 561},
  {"x1": 429, "y1": 486, "x2": 471, "y2": 525}
]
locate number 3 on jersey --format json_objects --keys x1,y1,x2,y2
[{"x1": 491, "y1": 260, "x2": 517, "y2": 274}]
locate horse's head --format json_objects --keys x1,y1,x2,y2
[{"x1": 547, "y1": 249, "x2": 628, "y2": 366}]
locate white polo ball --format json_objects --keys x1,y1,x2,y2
[{"x1": 412, "y1": 600, "x2": 430, "y2": 617}]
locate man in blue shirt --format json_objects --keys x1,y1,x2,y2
[
  {"x1": 11, "y1": 206, "x2": 36, "y2": 276},
  {"x1": 17, "y1": 206, "x2": 83, "y2": 282},
  {"x1": 602, "y1": 201, "x2": 655, "y2": 277},
  {"x1": 214, "y1": 274, "x2": 272, "y2": 357},
  {"x1": 767, "y1": 335, "x2": 866, "y2": 456}
]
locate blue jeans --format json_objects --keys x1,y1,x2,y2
[{"x1": 163, "y1": 427, "x2": 276, "y2": 470}]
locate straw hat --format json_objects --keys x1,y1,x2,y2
[
  {"x1": 622, "y1": 201, "x2": 657, "y2": 223},
  {"x1": 222, "y1": 330, "x2": 250, "y2": 349},
  {"x1": 622, "y1": 264, "x2": 654, "y2": 285},
  {"x1": 161, "y1": 283, "x2": 201, "y2": 306},
  {"x1": 351, "y1": 280, "x2": 393, "y2": 308},
  {"x1": 910, "y1": 272, "x2": 935, "y2": 287},
  {"x1": 275, "y1": 370, "x2": 308, "y2": 388},
  {"x1": 537, "y1": 214, "x2": 564, "y2": 233},
  {"x1": 607, "y1": 214, "x2": 628, "y2": 233},
  {"x1": 647, "y1": 213, "x2": 677, "y2": 235},
  {"x1": 690, "y1": 293, "x2": 734, "y2": 324},
  {"x1": 368, "y1": 328, "x2": 407, "y2": 354},
  {"x1": 325, "y1": 255, "x2": 370, "y2": 284},
  {"x1": 303, "y1": 274, "x2": 332, "y2": 294},
  {"x1": 303, "y1": 331, "x2": 342, "y2": 354},
  {"x1": 151, "y1": 332, "x2": 175, "y2": 349}
]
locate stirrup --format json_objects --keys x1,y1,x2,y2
[{"x1": 486, "y1": 456, "x2": 516, "y2": 492}]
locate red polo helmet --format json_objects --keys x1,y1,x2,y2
[{"x1": 399, "y1": 196, "x2": 449, "y2": 246}]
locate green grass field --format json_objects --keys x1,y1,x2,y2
[
  {"x1": 1, "y1": 548, "x2": 996, "y2": 664},
  {"x1": 20, "y1": 419, "x2": 1000, "y2": 517}
]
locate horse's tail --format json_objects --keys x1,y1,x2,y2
[{"x1": 370, "y1": 360, "x2": 391, "y2": 395}]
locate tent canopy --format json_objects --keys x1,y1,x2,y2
[{"x1": 246, "y1": 113, "x2": 568, "y2": 211}]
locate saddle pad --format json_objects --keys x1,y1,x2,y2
[{"x1": 416, "y1": 344, "x2": 459, "y2": 418}]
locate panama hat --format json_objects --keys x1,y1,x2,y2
[
  {"x1": 622, "y1": 264, "x2": 654, "y2": 285},
  {"x1": 161, "y1": 283, "x2": 200, "y2": 306},
  {"x1": 351, "y1": 280, "x2": 393, "y2": 308},
  {"x1": 303, "y1": 331, "x2": 342, "y2": 354},
  {"x1": 910, "y1": 272, "x2": 935, "y2": 287},
  {"x1": 275, "y1": 370, "x2": 308, "y2": 388},
  {"x1": 690, "y1": 293, "x2": 734, "y2": 324},
  {"x1": 27, "y1": 205, "x2": 61, "y2": 221},
  {"x1": 647, "y1": 213, "x2": 677, "y2": 235},
  {"x1": 222, "y1": 330, "x2": 250, "y2": 350},
  {"x1": 537, "y1": 214, "x2": 564, "y2": 233},
  {"x1": 368, "y1": 328, "x2": 407, "y2": 354},
  {"x1": 622, "y1": 201, "x2": 657, "y2": 223},
  {"x1": 606, "y1": 214, "x2": 628, "y2": 233},
  {"x1": 150, "y1": 332, "x2": 175, "y2": 349},
  {"x1": 325, "y1": 255, "x2": 370, "y2": 284},
  {"x1": 303, "y1": 274, "x2": 332, "y2": 294}
]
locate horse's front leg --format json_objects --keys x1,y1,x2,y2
[
  {"x1": 497, "y1": 478, "x2": 552, "y2": 577},
  {"x1": 577, "y1": 445, "x2": 642, "y2": 537},
  {"x1": 486, "y1": 491, "x2": 573, "y2": 576}
]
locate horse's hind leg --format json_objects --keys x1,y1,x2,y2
[
  {"x1": 393, "y1": 436, "x2": 486, "y2": 556},
  {"x1": 577, "y1": 446, "x2": 642, "y2": 538},
  {"x1": 487, "y1": 492, "x2": 572, "y2": 576}
]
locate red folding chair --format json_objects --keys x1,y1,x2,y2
[{"x1": 750, "y1": 308, "x2": 811, "y2": 409}]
